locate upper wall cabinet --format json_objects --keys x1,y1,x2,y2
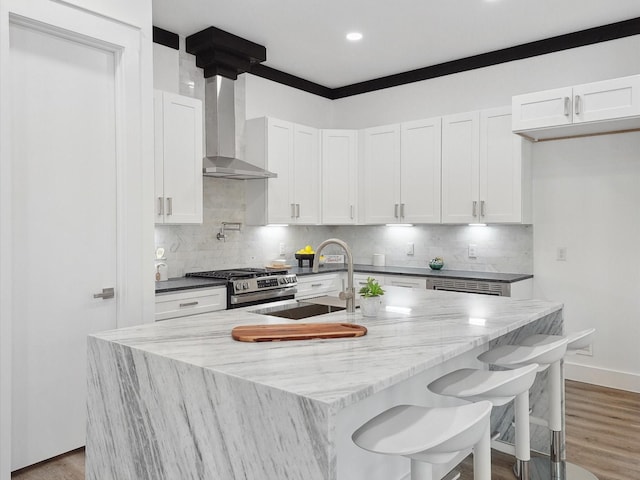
[
  {"x1": 246, "y1": 117, "x2": 320, "y2": 225},
  {"x1": 442, "y1": 107, "x2": 531, "y2": 224},
  {"x1": 321, "y1": 130, "x2": 358, "y2": 224},
  {"x1": 441, "y1": 111, "x2": 479, "y2": 224},
  {"x1": 480, "y1": 107, "x2": 531, "y2": 224},
  {"x1": 360, "y1": 124, "x2": 400, "y2": 224},
  {"x1": 360, "y1": 118, "x2": 441, "y2": 224},
  {"x1": 154, "y1": 91, "x2": 203, "y2": 224},
  {"x1": 512, "y1": 74, "x2": 640, "y2": 141}
]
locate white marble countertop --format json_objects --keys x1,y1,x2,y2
[{"x1": 92, "y1": 288, "x2": 562, "y2": 410}]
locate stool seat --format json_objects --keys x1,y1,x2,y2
[
  {"x1": 477, "y1": 337, "x2": 568, "y2": 371},
  {"x1": 519, "y1": 328, "x2": 595, "y2": 353},
  {"x1": 352, "y1": 401, "x2": 492, "y2": 465},
  {"x1": 428, "y1": 364, "x2": 538, "y2": 406}
]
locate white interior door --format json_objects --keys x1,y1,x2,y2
[{"x1": 10, "y1": 21, "x2": 118, "y2": 470}]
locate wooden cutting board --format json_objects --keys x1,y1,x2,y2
[{"x1": 232, "y1": 322, "x2": 367, "y2": 342}]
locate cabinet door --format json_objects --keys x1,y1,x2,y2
[
  {"x1": 512, "y1": 86, "x2": 573, "y2": 131},
  {"x1": 155, "y1": 287, "x2": 227, "y2": 321},
  {"x1": 400, "y1": 118, "x2": 441, "y2": 223},
  {"x1": 480, "y1": 107, "x2": 525, "y2": 223},
  {"x1": 159, "y1": 92, "x2": 203, "y2": 224},
  {"x1": 362, "y1": 124, "x2": 401, "y2": 224},
  {"x1": 573, "y1": 75, "x2": 640, "y2": 124},
  {"x1": 296, "y1": 273, "x2": 342, "y2": 300},
  {"x1": 293, "y1": 124, "x2": 320, "y2": 224},
  {"x1": 154, "y1": 91, "x2": 166, "y2": 222},
  {"x1": 441, "y1": 112, "x2": 480, "y2": 224},
  {"x1": 266, "y1": 118, "x2": 295, "y2": 224},
  {"x1": 383, "y1": 275, "x2": 427, "y2": 289},
  {"x1": 321, "y1": 130, "x2": 358, "y2": 224}
]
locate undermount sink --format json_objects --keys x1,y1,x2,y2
[{"x1": 251, "y1": 301, "x2": 346, "y2": 320}]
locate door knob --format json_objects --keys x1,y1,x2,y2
[{"x1": 93, "y1": 287, "x2": 115, "y2": 299}]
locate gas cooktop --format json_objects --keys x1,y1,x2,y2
[{"x1": 186, "y1": 268, "x2": 276, "y2": 280}]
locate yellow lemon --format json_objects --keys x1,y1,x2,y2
[{"x1": 304, "y1": 245, "x2": 313, "y2": 253}]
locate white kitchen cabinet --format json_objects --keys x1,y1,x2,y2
[
  {"x1": 246, "y1": 117, "x2": 320, "y2": 225},
  {"x1": 442, "y1": 108, "x2": 531, "y2": 224},
  {"x1": 361, "y1": 118, "x2": 441, "y2": 224},
  {"x1": 441, "y1": 111, "x2": 480, "y2": 224},
  {"x1": 155, "y1": 287, "x2": 227, "y2": 321},
  {"x1": 154, "y1": 90, "x2": 203, "y2": 224},
  {"x1": 400, "y1": 118, "x2": 442, "y2": 223},
  {"x1": 512, "y1": 75, "x2": 640, "y2": 140},
  {"x1": 295, "y1": 273, "x2": 342, "y2": 300},
  {"x1": 354, "y1": 273, "x2": 376, "y2": 290},
  {"x1": 321, "y1": 129, "x2": 358, "y2": 224},
  {"x1": 512, "y1": 86, "x2": 573, "y2": 131},
  {"x1": 361, "y1": 124, "x2": 400, "y2": 224},
  {"x1": 479, "y1": 107, "x2": 532, "y2": 224},
  {"x1": 383, "y1": 274, "x2": 427, "y2": 289}
]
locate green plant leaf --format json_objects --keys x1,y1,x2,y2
[{"x1": 358, "y1": 276, "x2": 385, "y2": 297}]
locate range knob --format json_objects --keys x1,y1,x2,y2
[
  {"x1": 279, "y1": 277, "x2": 286, "y2": 285},
  {"x1": 243, "y1": 281, "x2": 249, "y2": 290}
]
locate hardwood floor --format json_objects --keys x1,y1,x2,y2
[{"x1": 11, "y1": 381, "x2": 639, "y2": 480}]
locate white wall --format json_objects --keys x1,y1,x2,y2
[
  {"x1": 532, "y1": 133, "x2": 640, "y2": 392},
  {"x1": 244, "y1": 74, "x2": 333, "y2": 127}
]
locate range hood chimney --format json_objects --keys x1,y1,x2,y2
[
  {"x1": 203, "y1": 76, "x2": 276, "y2": 180},
  {"x1": 185, "y1": 26, "x2": 274, "y2": 180}
]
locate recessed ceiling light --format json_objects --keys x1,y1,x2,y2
[{"x1": 346, "y1": 32, "x2": 363, "y2": 41}]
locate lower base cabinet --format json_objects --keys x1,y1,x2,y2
[
  {"x1": 354, "y1": 273, "x2": 426, "y2": 290},
  {"x1": 155, "y1": 287, "x2": 227, "y2": 321},
  {"x1": 295, "y1": 273, "x2": 343, "y2": 300}
]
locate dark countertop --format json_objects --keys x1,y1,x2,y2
[
  {"x1": 155, "y1": 277, "x2": 227, "y2": 294},
  {"x1": 291, "y1": 264, "x2": 533, "y2": 283},
  {"x1": 155, "y1": 265, "x2": 532, "y2": 294}
]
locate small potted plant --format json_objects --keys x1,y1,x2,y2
[{"x1": 358, "y1": 276, "x2": 385, "y2": 317}]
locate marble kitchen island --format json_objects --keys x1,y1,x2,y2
[{"x1": 86, "y1": 287, "x2": 563, "y2": 480}]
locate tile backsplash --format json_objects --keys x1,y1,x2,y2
[{"x1": 155, "y1": 178, "x2": 533, "y2": 278}]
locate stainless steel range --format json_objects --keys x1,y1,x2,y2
[{"x1": 186, "y1": 268, "x2": 297, "y2": 308}]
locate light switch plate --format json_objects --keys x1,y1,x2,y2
[
  {"x1": 557, "y1": 247, "x2": 567, "y2": 261},
  {"x1": 406, "y1": 242, "x2": 414, "y2": 255}
]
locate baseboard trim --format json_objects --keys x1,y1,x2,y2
[{"x1": 565, "y1": 361, "x2": 640, "y2": 393}]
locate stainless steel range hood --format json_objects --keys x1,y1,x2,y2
[{"x1": 203, "y1": 75, "x2": 276, "y2": 180}]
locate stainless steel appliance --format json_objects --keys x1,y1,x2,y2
[
  {"x1": 186, "y1": 268, "x2": 297, "y2": 308},
  {"x1": 425, "y1": 277, "x2": 511, "y2": 296}
]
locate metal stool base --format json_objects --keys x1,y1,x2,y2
[{"x1": 526, "y1": 457, "x2": 598, "y2": 480}]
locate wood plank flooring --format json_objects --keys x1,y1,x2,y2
[{"x1": 11, "y1": 381, "x2": 639, "y2": 480}]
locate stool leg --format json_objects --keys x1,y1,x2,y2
[
  {"x1": 410, "y1": 459, "x2": 433, "y2": 480},
  {"x1": 514, "y1": 390, "x2": 531, "y2": 480},
  {"x1": 473, "y1": 423, "x2": 491, "y2": 480},
  {"x1": 548, "y1": 360, "x2": 563, "y2": 478}
]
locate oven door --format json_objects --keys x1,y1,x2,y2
[{"x1": 228, "y1": 286, "x2": 297, "y2": 309}]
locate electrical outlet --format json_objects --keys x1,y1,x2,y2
[
  {"x1": 279, "y1": 243, "x2": 285, "y2": 255},
  {"x1": 406, "y1": 242, "x2": 414, "y2": 255},
  {"x1": 556, "y1": 247, "x2": 567, "y2": 261},
  {"x1": 575, "y1": 344, "x2": 593, "y2": 357},
  {"x1": 468, "y1": 244, "x2": 477, "y2": 258}
]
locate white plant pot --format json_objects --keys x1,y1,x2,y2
[{"x1": 360, "y1": 296, "x2": 382, "y2": 317}]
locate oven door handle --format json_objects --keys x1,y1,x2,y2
[{"x1": 230, "y1": 286, "x2": 298, "y2": 306}]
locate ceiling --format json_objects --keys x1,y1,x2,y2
[{"x1": 152, "y1": 0, "x2": 640, "y2": 89}]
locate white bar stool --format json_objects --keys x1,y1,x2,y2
[
  {"x1": 352, "y1": 401, "x2": 493, "y2": 480},
  {"x1": 427, "y1": 364, "x2": 539, "y2": 480},
  {"x1": 476, "y1": 337, "x2": 569, "y2": 480},
  {"x1": 517, "y1": 329, "x2": 598, "y2": 480}
]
